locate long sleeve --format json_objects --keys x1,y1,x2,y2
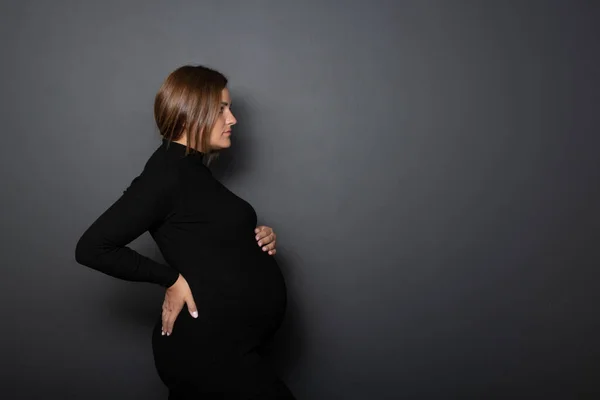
[{"x1": 75, "y1": 166, "x2": 180, "y2": 288}]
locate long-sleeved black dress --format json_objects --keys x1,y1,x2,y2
[{"x1": 75, "y1": 139, "x2": 294, "y2": 399}]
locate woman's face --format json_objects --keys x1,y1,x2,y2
[{"x1": 207, "y1": 88, "x2": 236, "y2": 151}]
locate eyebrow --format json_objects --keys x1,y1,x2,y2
[{"x1": 221, "y1": 101, "x2": 231, "y2": 106}]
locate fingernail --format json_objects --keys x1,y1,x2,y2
[
  {"x1": 167, "y1": 332, "x2": 170, "y2": 336},
  {"x1": 161, "y1": 330, "x2": 165, "y2": 336},
  {"x1": 192, "y1": 311, "x2": 198, "y2": 318},
  {"x1": 256, "y1": 236, "x2": 260, "y2": 240},
  {"x1": 262, "y1": 246, "x2": 267, "y2": 251},
  {"x1": 258, "y1": 241, "x2": 262, "y2": 246}
]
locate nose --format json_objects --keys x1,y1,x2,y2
[{"x1": 227, "y1": 110, "x2": 237, "y2": 126}]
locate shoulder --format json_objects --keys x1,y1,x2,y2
[
  {"x1": 131, "y1": 143, "x2": 214, "y2": 192},
  {"x1": 123, "y1": 152, "x2": 181, "y2": 199}
]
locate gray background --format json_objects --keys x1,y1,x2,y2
[{"x1": 2, "y1": 0, "x2": 599, "y2": 398}]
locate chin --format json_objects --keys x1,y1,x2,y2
[{"x1": 211, "y1": 139, "x2": 231, "y2": 150}]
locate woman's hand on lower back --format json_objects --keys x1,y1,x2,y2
[{"x1": 161, "y1": 274, "x2": 198, "y2": 336}]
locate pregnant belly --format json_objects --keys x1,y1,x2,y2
[
  {"x1": 183, "y1": 247, "x2": 288, "y2": 329},
  {"x1": 152, "y1": 247, "x2": 287, "y2": 392}
]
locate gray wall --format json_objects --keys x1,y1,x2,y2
[{"x1": 2, "y1": 1, "x2": 599, "y2": 398}]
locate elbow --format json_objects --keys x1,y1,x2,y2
[{"x1": 75, "y1": 232, "x2": 97, "y2": 266}]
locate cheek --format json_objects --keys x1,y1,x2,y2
[{"x1": 210, "y1": 119, "x2": 225, "y2": 140}]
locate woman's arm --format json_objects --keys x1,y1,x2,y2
[{"x1": 75, "y1": 167, "x2": 180, "y2": 288}]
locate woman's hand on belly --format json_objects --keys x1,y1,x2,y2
[
  {"x1": 161, "y1": 274, "x2": 198, "y2": 336},
  {"x1": 255, "y1": 225, "x2": 277, "y2": 255}
]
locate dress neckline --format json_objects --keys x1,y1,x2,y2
[{"x1": 161, "y1": 138, "x2": 205, "y2": 165}]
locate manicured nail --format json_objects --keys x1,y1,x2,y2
[
  {"x1": 161, "y1": 330, "x2": 165, "y2": 336},
  {"x1": 258, "y1": 241, "x2": 262, "y2": 246},
  {"x1": 167, "y1": 332, "x2": 170, "y2": 336},
  {"x1": 192, "y1": 311, "x2": 198, "y2": 318},
  {"x1": 262, "y1": 246, "x2": 267, "y2": 251},
  {"x1": 256, "y1": 236, "x2": 260, "y2": 240}
]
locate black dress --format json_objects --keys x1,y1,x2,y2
[{"x1": 75, "y1": 140, "x2": 294, "y2": 399}]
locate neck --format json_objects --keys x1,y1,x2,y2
[{"x1": 172, "y1": 134, "x2": 208, "y2": 153}]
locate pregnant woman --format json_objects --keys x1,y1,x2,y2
[{"x1": 75, "y1": 65, "x2": 295, "y2": 399}]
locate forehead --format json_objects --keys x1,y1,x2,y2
[{"x1": 221, "y1": 88, "x2": 231, "y2": 104}]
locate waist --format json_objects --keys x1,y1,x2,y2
[{"x1": 173, "y1": 246, "x2": 278, "y2": 276}]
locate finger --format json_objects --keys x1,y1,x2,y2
[
  {"x1": 187, "y1": 296, "x2": 198, "y2": 319},
  {"x1": 268, "y1": 249, "x2": 277, "y2": 256},
  {"x1": 166, "y1": 308, "x2": 181, "y2": 336},
  {"x1": 254, "y1": 226, "x2": 265, "y2": 234},
  {"x1": 162, "y1": 298, "x2": 180, "y2": 336},
  {"x1": 161, "y1": 307, "x2": 169, "y2": 336},
  {"x1": 265, "y1": 232, "x2": 276, "y2": 244},
  {"x1": 255, "y1": 229, "x2": 271, "y2": 242},
  {"x1": 258, "y1": 232, "x2": 275, "y2": 247},
  {"x1": 262, "y1": 241, "x2": 276, "y2": 252},
  {"x1": 161, "y1": 299, "x2": 169, "y2": 332}
]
